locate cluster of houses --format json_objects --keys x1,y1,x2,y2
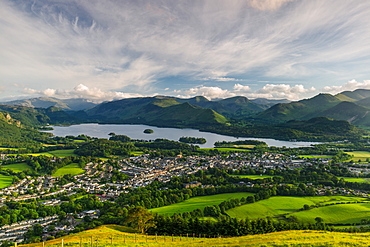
[{"x1": 0, "y1": 216, "x2": 58, "y2": 243}]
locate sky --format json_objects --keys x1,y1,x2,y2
[{"x1": 2, "y1": 0, "x2": 370, "y2": 102}]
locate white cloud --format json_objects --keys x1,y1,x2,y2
[
  {"x1": 175, "y1": 83, "x2": 315, "y2": 100},
  {"x1": 22, "y1": 84, "x2": 146, "y2": 102},
  {"x1": 2, "y1": 0, "x2": 370, "y2": 100},
  {"x1": 248, "y1": 0, "x2": 294, "y2": 11},
  {"x1": 233, "y1": 84, "x2": 251, "y2": 92},
  {"x1": 322, "y1": 80, "x2": 370, "y2": 95},
  {"x1": 176, "y1": 86, "x2": 236, "y2": 100}
]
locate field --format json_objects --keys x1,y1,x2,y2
[
  {"x1": 230, "y1": 174, "x2": 278, "y2": 179},
  {"x1": 24, "y1": 149, "x2": 77, "y2": 158},
  {"x1": 48, "y1": 149, "x2": 78, "y2": 157},
  {"x1": 226, "y1": 196, "x2": 368, "y2": 222},
  {"x1": 150, "y1": 192, "x2": 254, "y2": 215},
  {"x1": 339, "y1": 177, "x2": 370, "y2": 183},
  {"x1": 299, "y1": 155, "x2": 333, "y2": 159},
  {"x1": 52, "y1": 163, "x2": 85, "y2": 176},
  {"x1": 2, "y1": 162, "x2": 33, "y2": 172},
  {"x1": 130, "y1": 151, "x2": 145, "y2": 156},
  {"x1": 201, "y1": 148, "x2": 250, "y2": 152},
  {"x1": 0, "y1": 174, "x2": 13, "y2": 188},
  {"x1": 293, "y1": 203, "x2": 370, "y2": 224},
  {"x1": 345, "y1": 151, "x2": 370, "y2": 162},
  {"x1": 19, "y1": 225, "x2": 370, "y2": 247}
]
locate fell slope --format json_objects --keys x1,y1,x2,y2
[{"x1": 86, "y1": 96, "x2": 228, "y2": 127}]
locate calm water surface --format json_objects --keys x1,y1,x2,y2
[{"x1": 45, "y1": 123, "x2": 319, "y2": 148}]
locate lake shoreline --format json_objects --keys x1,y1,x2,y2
[{"x1": 44, "y1": 123, "x2": 320, "y2": 148}]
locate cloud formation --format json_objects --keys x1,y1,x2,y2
[
  {"x1": 1, "y1": 1, "x2": 370, "y2": 100},
  {"x1": 322, "y1": 80, "x2": 370, "y2": 95},
  {"x1": 23, "y1": 84, "x2": 145, "y2": 102},
  {"x1": 175, "y1": 83, "x2": 315, "y2": 100}
]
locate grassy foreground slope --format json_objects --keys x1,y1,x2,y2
[{"x1": 20, "y1": 225, "x2": 370, "y2": 247}]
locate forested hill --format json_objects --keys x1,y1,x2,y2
[{"x1": 0, "y1": 112, "x2": 48, "y2": 147}]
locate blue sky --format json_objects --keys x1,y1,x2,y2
[{"x1": 1, "y1": 0, "x2": 370, "y2": 102}]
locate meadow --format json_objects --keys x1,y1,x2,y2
[
  {"x1": 48, "y1": 149, "x2": 78, "y2": 157},
  {"x1": 226, "y1": 196, "x2": 368, "y2": 222},
  {"x1": 339, "y1": 177, "x2": 370, "y2": 183},
  {"x1": 150, "y1": 192, "x2": 254, "y2": 215},
  {"x1": 293, "y1": 202, "x2": 370, "y2": 224},
  {"x1": 201, "y1": 147, "x2": 250, "y2": 152},
  {"x1": 19, "y1": 225, "x2": 370, "y2": 247},
  {"x1": 2, "y1": 162, "x2": 33, "y2": 172},
  {"x1": 0, "y1": 174, "x2": 13, "y2": 188},
  {"x1": 52, "y1": 163, "x2": 85, "y2": 176},
  {"x1": 345, "y1": 151, "x2": 370, "y2": 162},
  {"x1": 299, "y1": 154, "x2": 333, "y2": 159},
  {"x1": 230, "y1": 174, "x2": 278, "y2": 179}
]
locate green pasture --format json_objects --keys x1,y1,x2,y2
[
  {"x1": 48, "y1": 149, "x2": 77, "y2": 157},
  {"x1": 130, "y1": 151, "x2": 145, "y2": 156},
  {"x1": 226, "y1": 196, "x2": 368, "y2": 220},
  {"x1": 339, "y1": 177, "x2": 370, "y2": 183},
  {"x1": 293, "y1": 202, "x2": 370, "y2": 224},
  {"x1": 25, "y1": 152, "x2": 54, "y2": 157},
  {"x1": 299, "y1": 155, "x2": 333, "y2": 159},
  {"x1": 52, "y1": 163, "x2": 85, "y2": 177},
  {"x1": 230, "y1": 174, "x2": 278, "y2": 179},
  {"x1": 0, "y1": 174, "x2": 13, "y2": 188},
  {"x1": 2, "y1": 162, "x2": 33, "y2": 172},
  {"x1": 201, "y1": 148, "x2": 250, "y2": 152},
  {"x1": 0, "y1": 147, "x2": 22, "y2": 151},
  {"x1": 150, "y1": 192, "x2": 254, "y2": 215},
  {"x1": 345, "y1": 151, "x2": 370, "y2": 162}
]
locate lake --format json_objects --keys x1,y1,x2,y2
[{"x1": 45, "y1": 123, "x2": 319, "y2": 148}]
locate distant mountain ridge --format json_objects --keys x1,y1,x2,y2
[
  {"x1": 1, "y1": 97, "x2": 97, "y2": 111},
  {"x1": 254, "y1": 89, "x2": 370, "y2": 127},
  {"x1": 0, "y1": 91, "x2": 368, "y2": 141}
]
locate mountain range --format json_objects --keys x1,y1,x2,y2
[
  {"x1": 255, "y1": 89, "x2": 370, "y2": 127},
  {"x1": 1, "y1": 89, "x2": 370, "y2": 141}
]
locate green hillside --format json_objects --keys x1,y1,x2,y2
[
  {"x1": 179, "y1": 96, "x2": 266, "y2": 118},
  {"x1": 86, "y1": 96, "x2": 228, "y2": 127},
  {"x1": 254, "y1": 89, "x2": 370, "y2": 129}
]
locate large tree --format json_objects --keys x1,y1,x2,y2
[{"x1": 125, "y1": 206, "x2": 155, "y2": 234}]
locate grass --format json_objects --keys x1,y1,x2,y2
[
  {"x1": 201, "y1": 148, "x2": 250, "y2": 152},
  {"x1": 52, "y1": 163, "x2": 85, "y2": 177},
  {"x1": 48, "y1": 149, "x2": 78, "y2": 157},
  {"x1": 230, "y1": 174, "x2": 279, "y2": 179},
  {"x1": 19, "y1": 225, "x2": 370, "y2": 247},
  {"x1": 0, "y1": 174, "x2": 13, "y2": 188},
  {"x1": 345, "y1": 151, "x2": 370, "y2": 162},
  {"x1": 293, "y1": 202, "x2": 370, "y2": 224},
  {"x1": 339, "y1": 177, "x2": 370, "y2": 183},
  {"x1": 2, "y1": 162, "x2": 33, "y2": 172},
  {"x1": 299, "y1": 155, "x2": 333, "y2": 159},
  {"x1": 25, "y1": 149, "x2": 77, "y2": 158},
  {"x1": 226, "y1": 196, "x2": 368, "y2": 221},
  {"x1": 150, "y1": 192, "x2": 254, "y2": 215},
  {"x1": 131, "y1": 151, "x2": 145, "y2": 156}
]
